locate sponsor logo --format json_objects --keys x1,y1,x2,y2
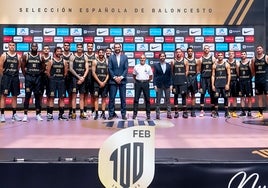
[
  {"x1": 104, "y1": 36, "x2": 114, "y2": 43},
  {"x1": 215, "y1": 37, "x2": 224, "y2": 42},
  {"x1": 163, "y1": 28, "x2": 175, "y2": 36},
  {"x1": 150, "y1": 90, "x2": 156, "y2": 97},
  {"x1": 150, "y1": 44, "x2": 162, "y2": 51},
  {"x1": 17, "y1": 28, "x2": 29, "y2": 35},
  {"x1": 64, "y1": 36, "x2": 74, "y2": 43},
  {"x1": 176, "y1": 43, "x2": 188, "y2": 51},
  {"x1": 70, "y1": 43, "x2": 77, "y2": 51},
  {"x1": 126, "y1": 90, "x2": 135, "y2": 97},
  {"x1": 123, "y1": 28, "x2": 135, "y2": 36},
  {"x1": 229, "y1": 43, "x2": 241, "y2": 51},
  {"x1": 145, "y1": 52, "x2": 154, "y2": 58},
  {"x1": 54, "y1": 37, "x2": 63, "y2": 43},
  {"x1": 44, "y1": 37, "x2": 53, "y2": 43},
  {"x1": 128, "y1": 67, "x2": 134, "y2": 74},
  {"x1": 202, "y1": 27, "x2": 215, "y2": 36},
  {"x1": 70, "y1": 28, "x2": 82, "y2": 36},
  {"x1": 235, "y1": 36, "x2": 244, "y2": 42},
  {"x1": 30, "y1": 29, "x2": 42, "y2": 34},
  {"x1": 13, "y1": 36, "x2": 23, "y2": 43},
  {"x1": 3, "y1": 36, "x2": 13, "y2": 43},
  {"x1": 189, "y1": 28, "x2": 201, "y2": 36},
  {"x1": 165, "y1": 36, "x2": 174, "y2": 43},
  {"x1": 225, "y1": 36, "x2": 235, "y2": 43},
  {"x1": 124, "y1": 36, "x2": 134, "y2": 43},
  {"x1": 44, "y1": 28, "x2": 56, "y2": 35},
  {"x1": 155, "y1": 37, "x2": 164, "y2": 43},
  {"x1": 96, "y1": 45, "x2": 108, "y2": 50},
  {"x1": 3, "y1": 27, "x2": 16, "y2": 35},
  {"x1": 163, "y1": 43, "x2": 175, "y2": 51},
  {"x1": 97, "y1": 28, "x2": 109, "y2": 36},
  {"x1": 34, "y1": 36, "x2": 43, "y2": 43},
  {"x1": 135, "y1": 37, "x2": 144, "y2": 42},
  {"x1": 136, "y1": 30, "x2": 148, "y2": 35},
  {"x1": 84, "y1": 37, "x2": 94, "y2": 43},
  {"x1": 74, "y1": 37, "x2": 83, "y2": 43},
  {"x1": 216, "y1": 43, "x2": 228, "y2": 51},
  {"x1": 123, "y1": 43, "x2": 136, "y2": 51},
  {"x1": 242, "y1": 28, "x2": 254, "y2": 35},
  {"x1": 145, "y1": 37, "x2": 154, "y2": 43},
  {"x1": 229, "y1": 29, "x2": 241, "y2": 35},
  {"x1": 176, "y1": 29, "x2": 188, "y2": 35},
  {"x1": 137, "y1": 43, "x2": 149, "y2": 51},
  {"x1": 165, "y1": 52, "x2": 174, "y2": 58},
  {"x1": 94, "y1": 37, "x2": 104, "y2": 43},
  {"x1": 128, "y1": 58, "x2": 135, "y2": 66},
  {"x1": 175, "y1": 37, "x2": 184, "y2": 42},
  {"x1": 195, "y1": 37, "x2": 204, "y2": 43},
  {"x1": 114, "y1": 37, "x2": 124, "y2": 43},
  {"x1": 245, "y1": 36, "x2": 254, "y2": 43},
  {"x1": 3, "y1": 43, "x2": 9, "y2": 51},
  {"x1": 149, "y1": 28, "x2": 162, "y2": 36},
  {"x1": 16, "y1": 43, "x2": 29, "y2": 51},
  {"x1": 57, "y1": 28, "x2": 69, "y2": 36},
  {"x1": 125, "y1": 52, "x2": 134, "y2": 58},
  {"x1": 110, "y1": 28, "x2": 122, "y2": 36},
  {"x1": 216, "y1": 28, "x2": 228, "y2": 36},
  {"x1": 23, "y1": 36, "x2": 33, "y2": 43},
  {"x1": 185, "y1": 36, "x2": 194, "y2": 43},
  {"x1": 83, "y1": 29, "x2": 95, "y2": 34},
  {"x1": 126, "y1": 83, "x2": 134, "y2": 89},
  {"x1": 205, "y1": 36, "x2": 214, "y2": 43},
  {"x1": 242, "y1": 44, "x2": 255, "y2": 50}
]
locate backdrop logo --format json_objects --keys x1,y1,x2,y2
[{"x1": 98, "y1": 126, "x2": 155, "y2": 188}]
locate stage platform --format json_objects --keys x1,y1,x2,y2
[{"x1": 0, "y1": 110, "x2": 268, "y2": 187}]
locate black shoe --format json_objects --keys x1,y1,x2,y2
[
  {"x1": 146, "y1": 115, "x2": 151, "y2": 120},
  {"x1": 239, "y1": 112, "x2": 246, "y2": 117},
  {"x1": 94, "y1": 115, "x2": 98, "y2": 120},
  {"x1": 58, "y1": 114, "x2": 68, "y2": 121},
  {"x1": 100, "y1": 113, "x2": 106, "y2": 120},
  {"x1": 212, "y1": 111, "x2": 219, "y2": 118},
  {"x1": 182, "y1": 111, "x2": 188, "y2": 119},
  {"x1": 156, "y1": 114, "x2": 160, "y2": 120},
  {"x1": 191, "y1": 111, "x2": 196, "y2": 117},
  {"x1": 132, "y1": 114, "x2": 137, "y2": 120},
  {"x1": 174, "y1": 112, "x2": 179, "y2": 118},
  {"x1": 247, "y1": 111, "x2": 252, "y2": 117},
  {"x1": 167, "y1": 114, "x2": 172, "y2": 119},
  {"x1": 113, "y1": 113, "x2": 118, "y2": 118},
  {"x1": 122, "y1": 116, "x2": 127, "y2": 120},
  {"x1": 108, "y1": 116, "x2": 113, "y2": 120},
  {"x1": 225, "y1": 111, "x2": 230, "y2": 118}
]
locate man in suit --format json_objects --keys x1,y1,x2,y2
[
  {"x1": 153, "y1": 52, "x2": 172, "y2": 119},
  {"x1": 108, "y1": 43, "x2": 129, "y2": 120}
]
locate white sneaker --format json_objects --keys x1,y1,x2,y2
[
  {"x1": 22, "y1": 115, "x2": 28, "y2": 122},
  {"x1": 12, "y1": 114, "x2": 22, "y2": 122},
  {"x1": 36, "y1": 114, "x2": 43, "y2": 121},
  {"x1": 0, "y1": 114, "x2": 6, "y2": 123},
  {"x1": 199, "y1": 110, "x2": 205, "y2": 117}
]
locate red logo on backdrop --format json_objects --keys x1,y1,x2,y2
[
  {"x1": 134, "y1": 51, "x2": 144, "y2": 58},
  {"x1": 64, "y1": 37, "x2": 74, "y2": 43},
  {"x1": 195, "y1": 52, "x2": 203, "y2": 58},
  {"x1": 84, "y1": 37, "x2": 94, "y2": 43},
  {"x1": 44, "y1": 37, "x2": 53, "y2": 43},
  {"x1": 154, "y1": 52, "x2": 161, "y2": 58},
  {"x1": 150, "y1": 98, "x2": 155, "y2": 104},
  {"x1": 235, "y1": 52, "x2": 241, "y2": 58},
  {"x1": 124, "y1": 36, "x2": 134, "y2": 43},
  {"x1": 104, "y1": 36, "x2": 114, "y2": 43},
  {"x1": 205, "y1": 98, "x2": 211, "y2": 104},
  {"x1": 3, "y1": 36, "x2": 13, "y2": 42},
  {"x1": 245, "y1": 36, "x2": 254, "y2": 43},
  {"x1": 145, "y1": 37, "x2": 154, "y2": 43},
  {"x1": 126, "y1": 98, "x2": 133, "y2": 105},
  {"x1": 128, "y1": 67, "x2": 134, "y2": 74},
  {"x1": 24, "y1": 36, "x2": 33, "y2": 43},
  {"x1": 5, "y1": 98, "x2": 12, "y2": 105},
  {"x1": 205, "y1": 36, "x2": 214, "y2": 43},
  {"x1": 165, "y1": 37, "x2": 174, "y2": 43},
  {"x1": 225, "y1": 36, "x2": 235, "y2": 43},
  {"x1": 64, "y1": 98, "x2": 70, "y2": 105},
  {"x1": 185, "y1": 36, "x2": 194, "y2": 43}
]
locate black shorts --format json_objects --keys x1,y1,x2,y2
[
  {"x1": 255, "y1": 78, "x2": 268, "y2": 95},
  {"x1": 71, "y1": 77, "x2": 86, "y2": 94},
  {"x1": 187, "y1": 75, "x2": 198, "y2": 94},
  {"x1": 229, "y1": 80, "x2": 239, "y2": 97},
  {"x1": 93, "y1": 84, "x2": 109, "y2": 98},
  {"x1": 1, "y1": 74, "x2": 20, "y2": 96},
  {"x1": 215, "y1": 87, "x2": 228, "y2": 98},
  {"x1": 49, "y1": 77, "x2": 66, "y2": 98},
  {"x1": 85, "y1": 75, "x2": 94, "y2": 95},
  {"x1": 239, "y1": 79, "x2": 253, "y2": 97},
  {"x1": 25, "y1": 74, "x2": 43, "y2": 97},
  {"x1": 172, "y1": 84, "x2": 188, "y2": 95},
  {"x1": 41, "y1": 73, "x2": 50, "y2": 96},
  {"x1": 200, "y1": 77, "x2": 212, "y2": 95},
  {"x1": 65, "y1": 72, "x2": 72, "y2": 96}
]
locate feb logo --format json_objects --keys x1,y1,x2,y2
[{"x1": 98, "y1": 126, "x2": 155, "y2": 188}]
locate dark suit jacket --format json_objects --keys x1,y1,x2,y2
[
  {"x1": 153, "y1": 62, "x2": 172, "y2": 88},
  {"x1": 108, "y1": 53, "x2": 128, "y2": 85}
]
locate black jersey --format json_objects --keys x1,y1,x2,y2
[
  {"x1": 84, "y1": 52, "x2": 96, "y2": 77},
  {"x1": 3, "y1": 52, "x2": 19, "y2": 76},
  {"x1": 50, "y1": 58, "x2": 65, "y2": 78},
  {"x1": 26, "y1": 53, "x2": 42, "y2": 75},
  {"x1": 173, "y1": 58, "x2": 187, "y2": 85},
  {"x1": 73, "y1": 54, "x2": 86, "y2": 76},
  {"x1": 254, "y1": 55, "x2": 268, "y2": 82},
  {"x1": 215, "y1": 62, "x2": 227, "y2": 88},
  {"x1": 95, "y1": 59, "x2": 108, "y2": 82},
  {"x1": 186, "y1": 57, "x2": 197, "y2": 77},
  {"x1": 201, "y1": 56, "x2": 213, "y2": 78},
  {"x1": 227, "y1": 60, "x2": 238, "y2": 81},
  {"x1": 239, "y1": 61, "x2": 251, "y2": 81}
]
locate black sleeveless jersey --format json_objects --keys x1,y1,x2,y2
[
  {"x1": 84, "y1": 53, "x2": 96, "y2": 77},
  {"x1": 50, "y1": 58, "x2": 64, "y2": 78},
  {"x1": 186, "y1": 57, "x2": 197, "y2": 76},
  {"x1": 227, "y1": 60, "x2": 238, "y2": 81},
  {"x1": 173, "y1": 58, "x2": 187, "y2": 85},
  {"x1": 3, "y1": 53, "x2": 19, "y2": 76},
  {"x1": 215, "y1": 62, "x2": 227, "y2": 88},
  {"x1": 95, "y1": 59, "x2": 108, "y2": 82},
  {"x1": 73, "y1": 54, "x2": 86, "y2": 76},
  {"x1": 201, "y1": 56, "x2": 213, "y2": 78},
  {"x1": 26, "y1": 53, "x2": 42, "y2": 75},
  {"x1": 254, "y1": 55, "x2": 268, "y2": 82},
  {"x1": 239, "y1": 61, "x2": 251, "y2": 81}
]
